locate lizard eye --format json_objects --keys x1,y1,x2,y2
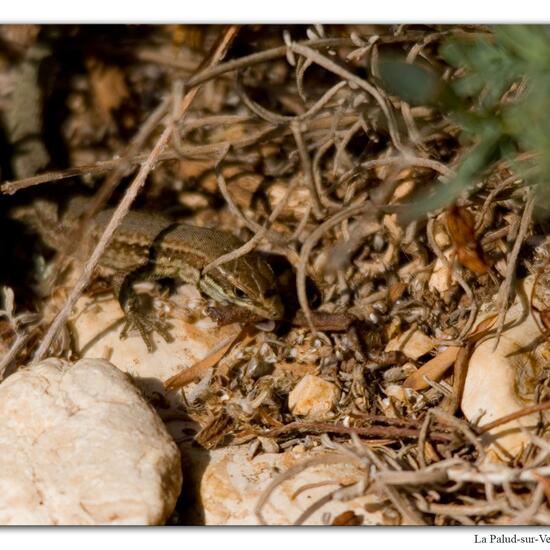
[{"x1": 234, "y1": 288, "x2": 247, "y2": 299}]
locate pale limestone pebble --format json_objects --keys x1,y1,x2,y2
[
  {"x1": 428, "y1": 248, "x2": 454, "y2": 295},
  {"x1": 184, "y1": 445, "x2": 390, "y2": 525},
  {"x1": 462, "y1": 277, "x2": 550, "y2": 462},
  {"x1": 69, "y1": 286, "x2": 241, "y2": 405},
  {"x1": 385, "y1": 326, "x2": 434, "y2": 361},
  {"x1": 288, "y1": 374, "x2": 340, "y2": 419},
  {"x1": 0, "y1": 358, "x2": 182, "y2": 525}
]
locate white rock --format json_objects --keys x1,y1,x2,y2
[
  {"x1": 428, "y1": 249, "x2": 454, "y2": 295},
  {"x1": 462, "y1": 277, "x2": 550, "y2": 462},
  {"x1": 288, "y1": 375, "x2": 340, "y2": 419},
  {"x1": 70, "y1": 289, "x2": 241, "y2": 407},
  {"x1": 385, "y1": 326, "x2": 434, "y2": 360},
  {"x1": 184, "y1": 445, "x2": 390, "y2": 525},
  {"x1": 0, "y1": 358, "x2": 182, "y2": 525}
]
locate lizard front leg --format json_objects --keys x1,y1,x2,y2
[{"x1": 112, "y1": 266, "x2": 174, "y2": 352}]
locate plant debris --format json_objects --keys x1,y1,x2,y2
[{"x1": 1, "y1": 23, "x2": 550, "y2": 525}]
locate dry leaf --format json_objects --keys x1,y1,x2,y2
[
  {"x1": 469, "y1": 314, "x2": 499, "y2": 341},
  {"x1": 227, "y1": 171, "x2": 264, "y2": 209},
  {"x1": 209, "y1": 123, "x2": 250, "y2": 143},
  {"x1": 385, "y1": 326, "x2": 435, "y2": 361},
  {"x1": 291, "y1": 310, "x2": 354, "y2": 331},
  {"x1": 267, "y1": 178, "x2": 310, "y2": 221},
  {"x1": 200, "y1": 163, "x2": 244, "y2": 194},
  {"x1": 164, "y1": 326, "x2": 243, "y2": 390},
  {"x1": 403, "y1": 346, "x2": 460, "y2": 391},
  {"x1": 446, "y1": 205, "x2": 489, "y2": 275},
  {"x1": 178, "y1": 158, "x2": 214, "y2": 180},
  {"x1": 403, "y1": 314, "x2": 497, "y2": 391},
  {"x1": 274, "y1": 362, "x2": 317, "y2": 378},
  {"x1": 388, "y1": 282, "x2": 407, "y2": 304}
]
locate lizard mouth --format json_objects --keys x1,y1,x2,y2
[
  {"x1": 199, "y1": 276, "x2": 284, "y2": 321},
  {"x1": 257, "y1": 295, "x2": 284, "y2": 321},
  {"x1": 229, "y1": 295, "x2": 284, "y2": 321}
]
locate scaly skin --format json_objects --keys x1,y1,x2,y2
[{"x1": 13, "y1": 198, "x2": 284, "y2": 350}]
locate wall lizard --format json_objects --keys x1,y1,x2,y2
[{"x1": 12, "y1": 197, "x2": 284, "y2": 351}]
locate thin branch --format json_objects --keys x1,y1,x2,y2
[
  {"x1": 237, "y1": 71, "x2": 347, "y2": 125},
  {"x1": 32, "y1": 125, "x2": 173, "y2": 362},
  {"x1": 0, "y1": 332, "x2": 32, "y2": 380},
  {"x1": 289, "y1": 42, "x2": 406, "y2": 155},
  {"x1": 296, "y1": 202, "x2": 376, "y2": 333},
  {"x1": 493, "y1": 193, "x2": 535, "y2": 349},
  {"x1": 476, "y1": 401, "x2": 550, "y2": 435},
  {"x1": 32, "y1": 26, "x2": 239, "y2": 362},
  {"x1": 290, "y1": 120, "x2": 324, "y2": 219},
  {"x1": 203, "y1": 173, "x2": 301, "y2": 274},
  {"x1": 260, "y1": 420, "x2": 454, "y2": 442}
]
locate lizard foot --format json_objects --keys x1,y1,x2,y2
[{"x1": 119, "y1": 297, "x2": 174, "y2": 352}]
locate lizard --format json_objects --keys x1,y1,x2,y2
[{"x1": 12, "y1": 197, "x2": 284, "y2": 351}]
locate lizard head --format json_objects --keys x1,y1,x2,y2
[{"x1": 200, "y1": 250, "x2": 284, "y2": 321}]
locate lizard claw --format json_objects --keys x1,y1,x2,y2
[{"x1": 119, "y1": 296, "x2": 174, "y2": 352}]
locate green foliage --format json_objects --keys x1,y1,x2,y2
[
  {"x1": 377, "y1": 55, "x2": 446, "y2": 107},
  {"x1": 398, "y1": 26, "x2": 550, "y2": 219}
]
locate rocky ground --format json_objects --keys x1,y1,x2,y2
[{"x1": 0, "y1": 24, "x2": 549, "y2": 525}]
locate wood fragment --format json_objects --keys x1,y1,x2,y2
[
  {"x1": 164, "y1": 326, "x2": 243, "y2": 390},
  {"x1": 403, "y1": 314, "x2": 497, "y2": 391}
]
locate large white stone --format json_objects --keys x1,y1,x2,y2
[
  {"x1": 0, "y1": 358, "x2": 182, "y2": 525},
  {"x1": 184, "y1": 445, "x2": 388, "y2": 525},
  {"x1": 462, "y1": 278, "x2": 550, "y2": 461}
]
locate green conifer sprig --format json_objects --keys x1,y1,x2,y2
[{"x1": 383, "y1": 26, "x2": 550, "y2": 219}]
